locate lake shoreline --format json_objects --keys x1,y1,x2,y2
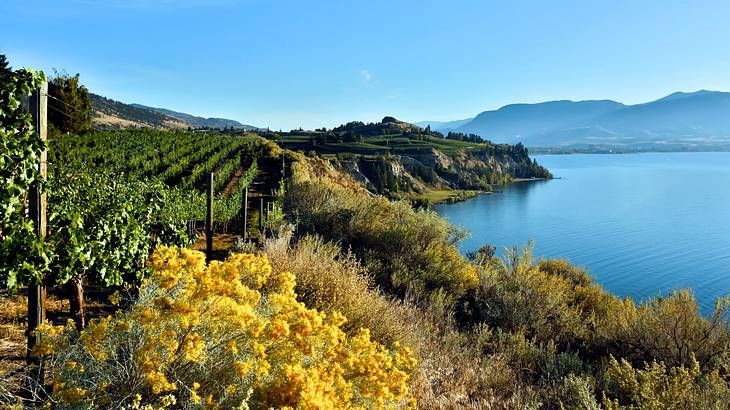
[
  {"x1": 432, "y1": 152, "x2": 730, "y2": 314},
  {"x1": 414, "y1": 177, "x2": 552, "y2": 206}
]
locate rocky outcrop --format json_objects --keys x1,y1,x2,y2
[{"x1": 324, "y1": 146, "x2": 548, "y2": 197}]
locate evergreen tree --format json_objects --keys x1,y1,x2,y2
[
  {"x1": 0, "y1": 54, "x2": 11, "y2": 80},
  {"x1": 48, "y1": 71, "x2": 92, "y2": 134}
]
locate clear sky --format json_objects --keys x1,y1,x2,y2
[{"x1": 2, "y1": 0, "x2": 729, "y2": 130}]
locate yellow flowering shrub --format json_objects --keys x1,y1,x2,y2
[{"x1": 37, "y1": 246, "x2": 416, "y2": 408}]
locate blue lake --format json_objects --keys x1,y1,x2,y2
[{"x1": 433, "y1": 152, "x2": 730, "y2": 313}]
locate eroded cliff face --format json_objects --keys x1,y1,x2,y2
[{"x1": 326, "y1": 148, "x2": 548, "y2": 196}]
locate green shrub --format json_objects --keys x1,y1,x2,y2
[
  {"x1": 609, "y1": 290, "x2": 730, "y2": 369},
  {"x1": 601, "y1": 355, "x2": 730, "y2": 409},
  {"x1": 560, "y1": 374, "x2": 601, "y2": 410},
  {"x1": 263, "y1": 233, "x2": 417, "y2": 347},
  {"x1": 284, "y1": 173, "x2": 478, "y2": 303},
  {"x1": 461, "y1": 245, "x2": 623, "y2": 352}
]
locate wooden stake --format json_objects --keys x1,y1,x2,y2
[
  {"x1": 24, "y1": 82, "x2": 47, "y2": 385},
  {"x1": 206, "y1": 172, "x2": 214, "y2": 262},
  {"x1": 259, "y1": 198, "x2": 264, "y2": 233},
  {"x1": 243, "y1": 186, "x2": 248, "y2": 241}
]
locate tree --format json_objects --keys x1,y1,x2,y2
[
  {"x1": 48, "y1": 71, "x2": 92, "y2": 134},
  {"x1": 0, "y1": 54, "x2": 12, "y2": 79}
]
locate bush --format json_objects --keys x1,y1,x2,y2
[
  {"x1": 284, "y1": 173, "x2": 478, "y2": 303},
  {"x1": 461, "y1": 245, "x2": 623, "y2": 352},
  {"x1": 35, "y1": 247, "x2": 416, "y2": 408},
  {"x1": 263, "y1": 233, "x2": 418, "y2": 347},
  {"x1": 262, "y1": 230, "x2": 528, "y2": 407},
  {"x1": 610, "y1": 290, "x2": 730, "y2": 369},
  {"x1": 601, "y1": 355, "x2": 730, "y2": 409}
]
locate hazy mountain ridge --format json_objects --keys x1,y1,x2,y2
[
  {"x1": 130, "y1": 103, "x2": 258, "y2": 130},
  {"x1": 90, "y1": 93, "x2": 187, "y2": 129},
  {"x1": 420, "y1": 90, "x2": 730, "y2": 149},
  {"x1": 90, "y1": 93, "x2": 257, "y2": 130},
  {"x1": 415, "y1": 118, "x2": 473, "y2": 133}
]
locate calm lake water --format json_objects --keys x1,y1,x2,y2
[{"x1": 433, "y1": 152, "x2": 730, "y2": 313}]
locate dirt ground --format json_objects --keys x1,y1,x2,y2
[
  {"x1": 0, "y1": 233, "x2": 245, "y2": 400},
  {"x1": 0, "y1": 288, "x2": 116, "y2": 399}
]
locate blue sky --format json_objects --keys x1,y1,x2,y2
[{"x1": 2, "y1": 0, "x2": 730, "y2": 130}]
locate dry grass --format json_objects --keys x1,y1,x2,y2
[
  {"x1": 0, "y1": 288, "x2": 117, "y2": 401},
  {"x1": 264, "y1": 233, "x2": 418, "y2": 348},
  {"x1": 92, "y1": 110, "x2": 187, "y2": 130},
  {"x1": 0, "y1": 292, "x2": 27, "y2": 381},
  {"x1": 0, "y1": 291, "x2": 70, "y2": 398},
  {"x1": 262, "y1": 232, "x2": 530, "y2": 408}
]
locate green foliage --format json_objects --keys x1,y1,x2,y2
[
  {"x1": 560, "y1": 374, "x2": 601, "y2": 410},
  {"x1": 0, "y1": 54, "x2": 11, "y2": 78},
  {"x1": 48, "y1": 71, "x2": 92, "y2": 134},
  {"x1": 460, "y1": 245, "x2": 623, "y2": 351},
  {"x1": 46, "y1": 171, "x2": 188, "y2": 287},
  {"x1": 602, "y1": 355, "x2": 730, "y2": 409},
  {"x1": 285, "y1": 170, "x2": 478, "y2": 303},
  {"x1": 466, "y1": 244, "x2": 497, "y2": 267},
  {"x1": 268, "y1": 116, "x2": 551, "y2": 200},
  {"x1": 1, "y1": 127, "x2": 263, "y2": 291},
  {"x1": 50, "y1": 130, "x2": 261, "y2": 228},
  {"x1": 609, "y1": 290, "x2": 730, "y2": 369},
  {"x1": 0, "y1": 65, "x2": 50, "y2": 288}
]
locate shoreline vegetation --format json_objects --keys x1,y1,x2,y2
[
  {"x1": 3, "y1": 66, "x2": 730, "y2": 408},
  {"x1": 412, "y1": 177, "x2": 551, "y2": 206}
]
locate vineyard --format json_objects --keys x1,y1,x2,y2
[
  {"x1": 2, "y1": 71, "x2": 279, "y2": 337},
  {"x1": 50, "y1": 129, "x2": 265, "y2": 226}
]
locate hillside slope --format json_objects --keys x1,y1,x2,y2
[
  {"x1": 91, "y1": 93, "x2": 258, "y2": 130},
  {"x1": 90, "y1": 94, "x2": 188, "y2": 129},
  {"x1": 130, "y1": 103, "x2": 259, "y2": 130},
  {"x1": 270, "y1": 116, "x2": 551, "y2": 203}
]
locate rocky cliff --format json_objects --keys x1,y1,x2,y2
[{"x1": 326, "y1": 147, "x2": 550, "y2": 197}]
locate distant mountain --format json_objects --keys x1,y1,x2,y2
[
  {"x1": 130, "y1": 104, "x2": 258, "y2": 130},
  {"x1": 90, "y1": 93, "x2": 258, "y2": 130},
  {"x1": 91, "y1": 94, "x2": 187, "y2": 129},
  {"x1": 415, "y1": 118, "x2": 472, "y2": 133},
  {"x1": 455, "y1": 100, "x2": 625, "y2": 143},
  {"x1": 437, "y1": 91, "x2": 730, "y2": 149}
]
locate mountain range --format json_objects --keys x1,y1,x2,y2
[
  {"x1": 91, "y1": 93, "x2": 258, "y2": 131},
  {"x1": 418, "y1": 90, "x2": 730, "y2": 149}
]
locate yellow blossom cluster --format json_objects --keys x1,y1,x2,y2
[{"x1": 39, "y1": 246, "x2": 416, "y2": 408}]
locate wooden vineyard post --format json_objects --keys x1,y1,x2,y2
[
  {"x1": 259, "y1": 198, "x2": 264, "y2": 234},
  {"x1": 24, "y1": 82, "x2": 48, "y2": 386},
  {"x1": 206, "y1": 172, "x2": 214, "y2": 262},
  {"x1": 243, "y1": 186, "x2": 248, "y2": 241}
]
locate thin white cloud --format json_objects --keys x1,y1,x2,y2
[{"x1": 360, "y1": 69, "x2": 372, "y2": 84}]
